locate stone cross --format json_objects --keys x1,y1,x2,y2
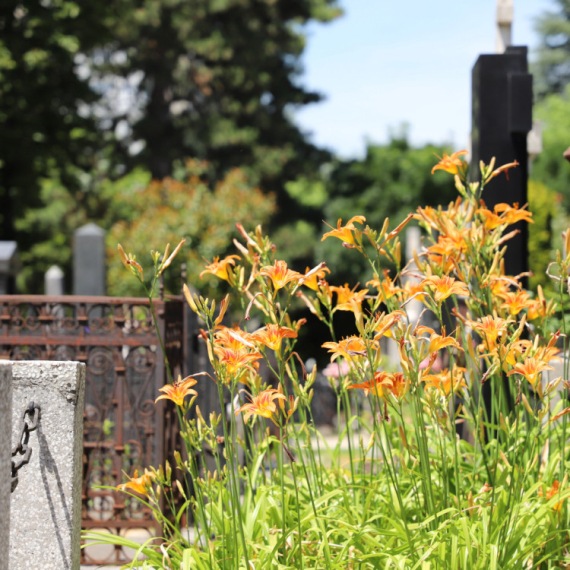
[
  {"x1": 0, "y1": 362, "x2": 12, "y2": 570},
  {"x1": 496, "y1": 0, "x2": 513, "y2": 54},
  {"x1": 9, "y1": 361, "x2": 86, "y2": 570},
  {"x1": 73, "y1": 223, "x2": 106, "y2": 296}
]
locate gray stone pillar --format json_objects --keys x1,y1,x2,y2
[
  {"x1": 73, "y1": 223, "x2": 106, "y2": 296},
  {"x1": 0, "y1": 362, "x2": 12, "y2": 570},
  {"x1": 45, "y1": 265, "x2": 65, "y2": 296},
  {"x1": 10, "y1": 362, "x2": 86, "y2": 570}
]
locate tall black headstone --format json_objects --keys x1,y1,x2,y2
[{"x1": 471, "y1": 45, "x2": 532, "y2": 285}]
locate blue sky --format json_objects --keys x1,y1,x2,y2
[{"x1": 294, "y1": 0, "x2": 554, "y2": 158}]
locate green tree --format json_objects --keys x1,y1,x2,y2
[
  {"x1": 534, "y1": 0, "x2": 570, "y2": 97},
  {"x1": 4, "y1": 0, "x2": 342, "y2": 292},
  {"x1": 89, "y1": 0, "x2": 340, "y2": 195},
  {"x1": 0, "y1": 0, "x2": 108, "y2": 244},
  {"x1": 527, "y1": 179, "x2": 566, "y2": 292},
  {"x1": 529, "y1": 85, "x2": 570, "y2": 209}
]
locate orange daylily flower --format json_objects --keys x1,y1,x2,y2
[
  {"x1": 200, "y1": 255, "x2": 240, "y2": 281},
  {"x1": 214, "y1": 347, "x2": 263, "y2": 376},
  {"x1": 427, "y1": 229, "x2": 468, "y2": 261},
  {"x1": 533, "y1": 333, "x2": 561, "y2": 364},
  {"x1": 252, "y1": 324, "x2": 297, "y2": 352},
  {"x1": 156, "y1": 377, "x2": 198, "y2": 407},
  {"x1": 214, "y1": 326, "x2": 256, "y2": 350},
  {"x1": 259, "y1": 260, "x2": 303, "y2": 290},
  {"x1": 117, "y1": 469, "x2": 155, "y2": 496},
  {"x1": 489, "y1": 276, "x2": 515, "y2": 298},
  {"x1": 421, "y1": 275, "x2": 469, "y2": 303},
  {"x1": 322, "y1": 335, "x2": 377, "y2": 363},
  {"x1": 367, "y1": 270, "x2": 403, "y2": 303},
  {"x1": 330, "y1": 283, "x2": 369, "y2": 311},
  {"x1": 497, "y1": 289, "x2": 534, "y2": 316},
  {"x1": 373, "y1": 310, "x2": 406, "y2": 339},
  {"x1": 301, "y1": 264, "x2": 330, "y2": 291},
  {"x1": 401, "y1": 281, "x2": 427, "y2": 304},
  {"x1": 468, "y1": 314, "x2": 512, "y2": 352},
  {"x1": 539, "y1": 480, "x2": 566, "y2": 512},
  {"x1": 389, "y1": 372, "x2": 408, "y2": 399},
  {"x1": 477, "y1": 202, "x2": 533, "y2": 230},
  {"x1": 348, "y1": 371, "x2": 408, "y2": 400},
  {"x1": 416, "y1": 326, "x2": 462, "y2": 355},
  {"x1": 497, "y1": 339, "x2": 532, "y2": 369},
  {"x1": 423, "y1": 367, "x2": 467, "y2": 397},
  {"x1": 431, "y1": 150, "x2": 468, "y2": 175},
  {"x1": 527, "y1": 285, "x2": 555, "y2": 321},
  {"x1": 321, "y1": 216, "x2": 366, "y2": 245},
  {"x1": 507, "y1": 357, "x2": 554, "y2": 388},
  {"x1": 414, "y1": 205, "x2": 440, "y2": 231},
  {"x1": 235, "y1": 388, "x2": 287, "y2": 424}
]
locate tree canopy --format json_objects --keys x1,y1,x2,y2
[
  {"x1": 534, "y1": 0, "x2": 570, "y2": 97},
  {"x1": 0, "y1": 0, "x2": 108, "y2": 243},
  {"x1": 4, "y1": 0, "x2": 341, "y2": 292}
]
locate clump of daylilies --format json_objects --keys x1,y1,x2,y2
[{"x1": 86, "y1": 150, "x2": 570, "y2": 569}]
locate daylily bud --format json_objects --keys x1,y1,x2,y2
[
  {"x1": 176, "y1": 479, "x2": 187, "y2": 499},
  {"x1": 378, "y1": 218, "x2": 390, "y2": 242},
  {"x1": 214, "y1": 294, "x2": 230, "y2": 326},
  {"x1": 118, "y1": 244, "x2": 129, "y2": 268},
  {"x1": 183, "y1": 284, "x2": 198, "y2": 312},
  {"x1": 159, "y1": 239, "x2": 185, "y2": 275}
]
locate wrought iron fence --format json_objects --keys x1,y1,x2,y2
[{"x1": 0, "y1": 294, "x2": 184, "y2": 565}]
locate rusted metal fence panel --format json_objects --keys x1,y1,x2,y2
[{"x1": 0, "y1": 294, "x2": 184, "y2": 565}]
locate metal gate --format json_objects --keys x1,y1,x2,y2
[{"x1": 0, "y1": 294, "x2": 184, "y2": 564}]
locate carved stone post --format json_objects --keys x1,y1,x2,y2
[
  {"x1": 0, "y1": 362, "x2": 12, "y2": 570},
  {"x1": 9, "y1": 362, "x2": 85, "y2": 570}
]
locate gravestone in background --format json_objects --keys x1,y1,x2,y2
[
  {"x1": 73, "y1": 224, "x2": 106, "y2": 296},
  {"x1": 45, "y1": 265, "x2": 65, "y2": 296},
  {"x1": 0, "y1": 241, "x2": 18, "y2": 295}
]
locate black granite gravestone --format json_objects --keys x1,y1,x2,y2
[{"x1": 471, "y1": 45, "x2": 532, "y2": 286}]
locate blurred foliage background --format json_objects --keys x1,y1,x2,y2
[{"x1": 2, "y1": 0, "x2": 570, "y2": 305}]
